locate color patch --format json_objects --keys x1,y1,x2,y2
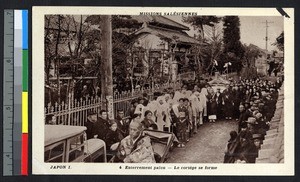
[
  {"x1": 22, "y1": 50, "x2": 28, "y2": 91},
  {"x1": 21, "y1": 134, "x2": 28, "y2": 175},
  {"x1": 22, "y1": 92, "x2": 28, "y2": 133}
]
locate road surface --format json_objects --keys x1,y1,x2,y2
[{"x1": 167, "y1": 120, "x2": 237, "y2": 163}]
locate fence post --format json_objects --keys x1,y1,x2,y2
[{"x1": 68, "y1": 93, "x2": 71, "y2": 125}]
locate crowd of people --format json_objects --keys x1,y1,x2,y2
[
  {"x1": 81, "y1": 76, "x2": 283, "y2": 163},
  {"x1": 223, "y1": 77, "x2": 283, "y2": 163}
]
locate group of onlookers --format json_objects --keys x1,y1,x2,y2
[{"x1": 223, "y1": 77, "x2": 282, "y2": 163}]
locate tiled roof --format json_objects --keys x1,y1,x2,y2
[
  {"x1": 132, "y1": 15, "x2": 189, "y2": 30},
  {"x1": 134, "y1": 25, "x2": 200, "y2": 45}
]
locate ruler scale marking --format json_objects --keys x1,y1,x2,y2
[{"x1": 3, "y1": 9, "x2": 14, "y2": 176}]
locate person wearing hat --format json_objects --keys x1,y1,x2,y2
[
  {"x1": 255, "y1": 112, "x2": 269, "y2": 139},
  {"x1": 245, "y1": 134, "x2": 261, "y2": 163},
  {"x1": 258, "y1": 103, "x2": 265, "y2": 113},
  {"x1": 252, "y1": 134, "x2": 263, "y2": 148},
  {"x1": 246, "y1": 117, "x2": 258, "y2": 136},
  {"x1": 244, "y1": 101, "x2": 250, "y2": 110},
  {"x1": 238, "y1": 104, "x2": 249, "y2": 132}
]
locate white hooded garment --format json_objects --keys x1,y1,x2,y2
[{"x1": 156, "y1": 96, "x2": 167, "y2": 131}]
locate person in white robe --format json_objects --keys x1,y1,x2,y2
[
  {"x1": 163, "y1": 94, "x2": 172, "y2": 132},
  {"x1": 145, "y1": 99, "x2": 158, "y2": 122},
  {"x1": 200, "y1": 87, "x2": 208, "y2": 124},
  {"x1": 173, "y1": 90, "x2": 182, "y2": 104},
  {"x1": 190, "y1": 91, "x2": 201, "y2": 132},
  {"x1": 155, "y1": 96, "x2": 167, "y2": 131},
  {"x1": 134, "y1": 101, "x2": 145, "y2": 121}
]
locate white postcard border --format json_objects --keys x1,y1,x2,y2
[{"x1": 32, "y1": 7, "x2": 294, "y2": 175}]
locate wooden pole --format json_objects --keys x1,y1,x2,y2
[{"x1": 100, "y1": 15, "x2": 114, "y2": 119}]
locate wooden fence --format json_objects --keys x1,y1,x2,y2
[{"x1": 45, "y1": 82, "x2": 181, "y2": 126}]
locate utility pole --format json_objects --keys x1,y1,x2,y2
[
  {"x1": 262, "y1": 20, "x2": 274, "y2": 50},
  {"x1": 100, "y1": 15, "x2": 114, "y2": 119}
]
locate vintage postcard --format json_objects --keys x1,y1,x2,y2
[{"x1": 32, "y1": 7, "x2": 294, "y2": 175}]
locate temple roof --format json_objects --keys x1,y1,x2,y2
[
  {"x1": 134, "y1": 24, "x2": 200, "y2": 45},
  {"x1": 132, "y1": 15, "x2": 190, "y2": 31}
]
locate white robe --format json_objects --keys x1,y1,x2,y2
[
  {"x1": 146, "y1": 100, "x2": 158, "y2": 121},
  {"x1": 189, "y1": 93, "x2": 201, "y2": 117},
  {"x1": 200, "y1": 88, "x2": 208, "y2": 116},
  {"x1": 156, "y1": 96, "x2": 167, "y2": 131},
  {"x1": 173, "y1": 91, "x2": 182, "y2": 104},
  {"x1": 163, "y1": 96, "x2": 172, "y2": 130},
  {"x1": 134, "y1": 104, "x2": 145, "y2": 120}
]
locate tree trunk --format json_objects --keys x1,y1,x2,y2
[{"x1": 55, "y1": 15, "x2": 62, "y2": 103}]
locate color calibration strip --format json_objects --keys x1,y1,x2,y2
[
  {"x1": 3, "y1": 9, "x2": 28, "y2": 176},
  {"x1": 21, "y1": 10, "x2": 28, "y2": 176}
]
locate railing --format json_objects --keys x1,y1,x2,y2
[{"x1": 45, "y1": 82, "x2": 181, "y2": 126}]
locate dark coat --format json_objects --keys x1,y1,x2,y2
[
  {"x1": 141, "y1": 118, "x2": 157, "y2": 129},
  {"x1": 224, "y1": 138, "x2": 240, "y2": 163},
  {"x1": 84, "y1": 119, "x2": 95, "y2": 140},
  {"x1": 92, "y1": 117, "x2": 109, "y2": 141},
  {"x1": 116, "y1": 117, "x2": 129, "y2": 138},
  {"x1": 207, "y1": 93, "x2": 218, "y2": 115},
  {"x1": 105, "y1": 129, "x2": 121, "y2": 149},
  {"x1": 238, "y1": 110, "x2": 249, "y2": 131},
  {"x1": 222, "y1": 89, "x2": 234, "y2": 117}
]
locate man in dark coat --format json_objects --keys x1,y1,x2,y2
[
  {"x1": 92, "y1": 110, "x2": 110, "y2": 140},
  {"x1": 238, "y1": 104, "x2": 249, "y2": 132},
  {"x1": 84, "y1": 111, "x2": 97, "y2": 139},
  {"x1": 215, "y1": 88, "x2": 224, "y2": 120},
  {"x1": 115, "y1": 110, "x2": 129, "y2": 138},
  {"x1": 222, "y1": 85, "x2": 234, "y2": 120}
]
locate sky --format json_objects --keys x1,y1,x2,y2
[{"x1": 167, "y1": 16, "x2": 284, "y2": 51}]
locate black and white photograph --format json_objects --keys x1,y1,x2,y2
[{"x1": 32, "y1": 7, "x2": 294, "y2": 175}]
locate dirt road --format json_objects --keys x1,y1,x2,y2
[{"x1": 167, "y1": 120, "x2": 237, "y2": 163}]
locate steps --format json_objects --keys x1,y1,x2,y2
[{"x1": 256, "y1": 87, "x2": 284, "y2": 163}]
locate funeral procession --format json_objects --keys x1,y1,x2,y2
[{"x1": 44, "y1": 14, "x2": 284, "y2": 164}]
